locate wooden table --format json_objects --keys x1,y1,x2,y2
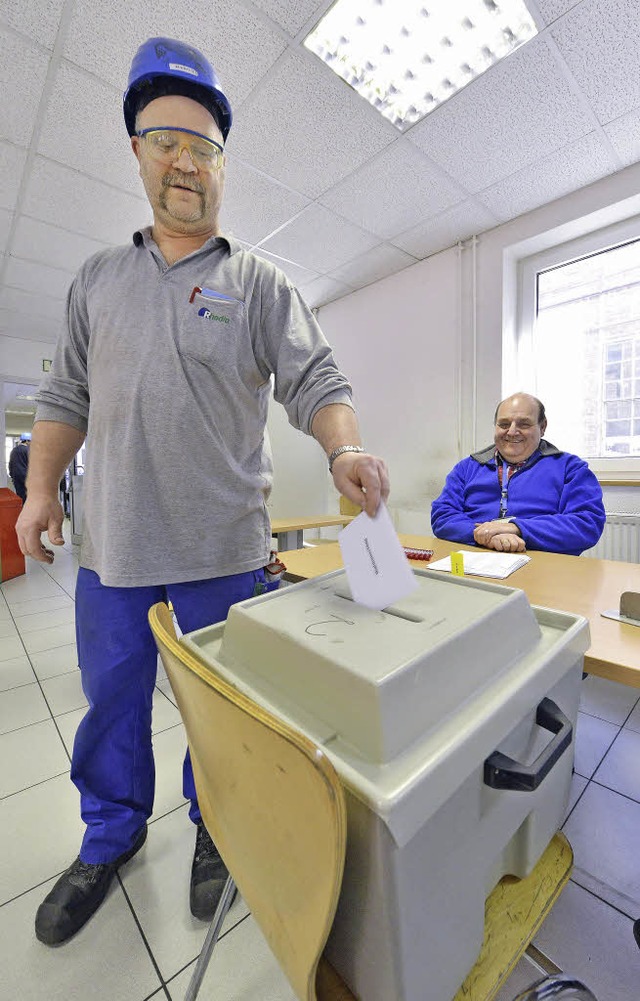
[
  {"x1": 281, "y1": 533, "x2": 640, "y2": 689},
  {"x1": 270, "y1": 515, "x2": 353, "y2": 551}
]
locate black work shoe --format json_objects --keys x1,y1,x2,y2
[
  {"x1": 35, "y1": 824, "x2": 148, "y2": 946},
  {"x1": 190, "y1": 822, "x2": 235, "y2": 921}
]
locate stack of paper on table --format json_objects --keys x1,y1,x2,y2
[{"x1": 428, "y1": 551, "x2": 531, "y2": 579}]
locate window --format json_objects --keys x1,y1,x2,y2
[{"x1": 514, "y1": 217, "x2": 640, "y2": 472}]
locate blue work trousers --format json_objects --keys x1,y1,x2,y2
[{"x1": 72, "y1": 566, "x2": 267, "y2": 863}]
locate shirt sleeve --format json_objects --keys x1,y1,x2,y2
[
  {"x1": 256, "y1": 283, "x2": 354, "y2": 435},
  {"x1": 34, "y1": 270, "x2": 91, "y2": 433},
  {"x1": 430, "y1": 461, "x2": 479, "y2": 545},
  {"x1": 512, "y1": 457, "x2": 606, "y2": 554}
]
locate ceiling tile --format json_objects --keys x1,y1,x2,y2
[
  {"x1": 63, "y1": 0, "x2": 287, "y2": 109},
  {"x1": 22, "y1": 158, "x2": 151, "y2": 244},
  {"x1": 330, "y1": 244, "x2": 416, "y2": 291},
  {"x1": 552, "y1": 0, "x2": 640, "y2": 123},
  {"x1": 250, "y1": 0, "x2": 328, "y2": 36},
  {"x1": 4, "y1": 258, "x2": 74, "y2": 300},
  {"x1": 0, "y1": 309, "x2": 60, "y2": 343},
  {"x1": 298, "y1": 275, "x2": 352, "y2": 309},
  {"x1": 604, "y1": 109, "x2": 640, "y2": 168},
  {"x1": 318, "y1": 139, "x2": 465, "y2": 240},
  {"x1": 0, "y1": 142, "x2": 28, "y2": 213},
  {"x1": 0, "y1": 287, "x2": 65, "y2": 323},
  {"x1": 11, "y1": 217, "x2": 112, "y2": 272},
  {"x1": 250, "y1": 248, "x2": 319, "y2": 288},
  {"x1": 38, "y1": 62, "x2": 145, "y2": 197},
  {"x1": 407, "y1": 37, "x2": 594, "y2": 193},
  {"x1": 2, "y1": 0, "x2": 66, "y2": 49},
  {"x1": 0, "y1": 31, "x2": 50, "y2": 147},
  {"x1": 231, "y1": 50, "x2": 396, "y2": 198},
  {"x1": 220, "y1": 159, "x2": 310, "y2": 245},
  {"x1": 258, "y1": 202, "x2": 379, "y2": 273},
  {"x1": 535, "y1": 0, "x2": 580, "y2": 23},
  {"x1": 0, "y1": 209, "x2": 13, "y2": 254},
  {"x1": 477, "y1": 132, "x2": 619, "y2": 223},
  {"x1": 391, "y1": 200, "x2": 498, "y2": 259}
]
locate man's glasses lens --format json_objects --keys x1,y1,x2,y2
[{"x1": 139, "y1": 129, "x2": 224, "y2": 170}]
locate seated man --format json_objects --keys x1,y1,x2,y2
[{"x1": 431, "y1": 393, "x2": 605, "y2": 556}]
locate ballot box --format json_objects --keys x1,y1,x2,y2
[{"x1": 184, "y1": 569, "x2": 589, "y2": 1001}]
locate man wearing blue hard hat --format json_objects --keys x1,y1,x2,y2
[{"x1": 17, "y1": 37, "x2": 389, "y2": 945}]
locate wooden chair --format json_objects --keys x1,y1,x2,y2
[
  {"x1": 149, "y1": 603, "x2": 597, "y2": 1001},
  {"x1": 148, "y1": 602, "x2": 348, "y2": 1001}
]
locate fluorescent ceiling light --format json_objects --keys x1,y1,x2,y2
[{"x1": 304, "y1": 0, "x2": 538, "y2": 130}]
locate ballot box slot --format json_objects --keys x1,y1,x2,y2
[{"x1": 333, "y1": 592, "x2": 424, "y2": 624}]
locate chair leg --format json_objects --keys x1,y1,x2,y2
[
  {"x1": 184, "y1": 875, "x2": 237, "y2": 1001},
  {"x1": 512, "y1": 974, "x2": 598, "y2": 1000}
]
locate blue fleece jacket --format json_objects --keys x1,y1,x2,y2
[{"x1": 431, "y1": 440, "x2": 605, "y2": 556}]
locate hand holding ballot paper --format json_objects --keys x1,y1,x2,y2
[{"x1": 339, "y1": 503, "x2": 418, "y2": 609}]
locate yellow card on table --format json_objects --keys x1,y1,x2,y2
[{"x1": 450, "y1": 552, "x2": 465, "y2": 576}]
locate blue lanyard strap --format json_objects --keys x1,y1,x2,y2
[{"x1": 498, "y1": 461, "x2": 509, "y2": 518}]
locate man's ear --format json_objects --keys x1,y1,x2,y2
[
  {"x1": 540, "y1": 421, "x2": 548, "y2": 436},
  {"x1": 131, "y1": 135, "x2": 141, "y2": 163}
]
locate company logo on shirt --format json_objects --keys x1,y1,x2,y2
[{"x1": 198, "y1": 307, "x2": 230, "y2": 324}]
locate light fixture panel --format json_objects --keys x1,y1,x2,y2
[{"x1": 304, "y1": 0, "x2": 538, "y2": 130}]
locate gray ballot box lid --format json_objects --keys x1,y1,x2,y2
[
  {"x1": 189, "y1": 569, "x2": 552, "y2": 762},
  {"x1": 184, "y1": 569, "x2": 589, "y2": 846}
]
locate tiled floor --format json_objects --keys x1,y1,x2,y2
[{"x1": 1, "y1": 525, "x2": 639, "y2": 999}]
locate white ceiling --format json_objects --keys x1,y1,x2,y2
[{"x1": 1, "y1": 0, "x2": 640, "y2": 365}]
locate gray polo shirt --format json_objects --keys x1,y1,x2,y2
[{"x1": 36, "y1": 229, "x2": 353, "y2": 586}]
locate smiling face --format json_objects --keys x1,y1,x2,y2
[
  {"x1": 494, "y1": 394, "x2": 547, "y2": 463},
  {"x1": 131, "y1": 94, "x2": 225, "y2": 237}
]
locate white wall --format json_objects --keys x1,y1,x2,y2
[{"x1": 316, "y1": 161, "x2": 640, "y2": 528}]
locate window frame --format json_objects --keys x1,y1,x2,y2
[{"x1": 515, "y1": 214, "x2": 640, "y2": 480}]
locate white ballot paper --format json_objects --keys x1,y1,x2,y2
[{"x1": 338, "y1": 502, "x2": 418, "y2": 610}]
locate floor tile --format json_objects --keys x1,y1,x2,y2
[
  {"x1": 579, "y1": 675, "x2": 640, "y2": 726},
  {"x1": 166, "y1": 913, "x2": 297, "y2": 1001},
  {"x1": 2, "y1": 571, "x2": 66, "y2": 605},
  {"x1": 0, "y1": 719, "x2": 69, "y2": 798},
  {"x1": 563, "y1": 782, "x2": 640, "y2": 902},
  {"x1": 156, "y1": 677, "x2": 177, "y2": 705},
  {"x1": 7, "y1": 594, "x2": 74, "y2": 616},
  {"x1": 42, "y1": 669, "x2": 87, "y2": 716},
  {"x1": 153, "y1": 688, "x2": 183, "y2": 733},
  {"x1": 22, "y1": 622, "x2": 77, "y2": 654},
  {"x1": 13, "y1": 605, "x2": 76, "y2": 634},
  {"x1": 625, "y1": 699, "x2": 640, "y2": 734},
  {"x1": 0, "y1": 683, "x2": 50, "y2": 735},
  {"x1": 29, "y1": 642, "x2": 78, "y2": 680},
  {"x1": 573, "y1": 712, "x2": 619, "y2": 778},
  {"x1": 55, "y1": 707, "x2": 85, "y2": 757},
  {"x1": 0, "y1": 654, "x2": 35, "y2": 692},
  {"x1": 563, "y1": 772, "x2": 588, "y2": 822},
  {"x1": 0, "y1": 873, "x2": 162, "y2": 1001},
  {"x1": 151, "y1": 723, "x2": 189, "y2": 822},
  {"x1": 533, "y1": 880, "x2": 640, "y2": 1000},
  {"x1": 0, "y1": 634, "x2": 26, "y2": 663},
  {"x1": 0, "y1": 618, "x2": 19, "y2": 640},
  {"x1": 120, "y1": 806, "x2": 249, "y2": 982},
  {"x1": 593, "y1": 729, "x2": 640, "y2": 803},
  {"x1": 0, "y1": 773, "x2": 84, "y2": 905},
  {"x1": 493, "y1": 955, "x2": 542, "y2": 1001}
]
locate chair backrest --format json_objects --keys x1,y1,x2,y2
[{"x1": 148, "y1": 603, "x2": 348, "y2": 1001}]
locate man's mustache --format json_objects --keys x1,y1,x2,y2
[{"x1": 162, "y1": 174, "x2": 204, "y2": 194}]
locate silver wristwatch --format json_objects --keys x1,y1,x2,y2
[{"x1": 328, "y1": 445, "x2": 365, "y2": 472}]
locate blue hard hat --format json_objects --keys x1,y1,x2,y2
[
  {"x1": 20, "y1": 433, "x2": 31, "y2": 441},
  {"x1": 124, "y1": 37, "x2": 232, "y2": 142}
]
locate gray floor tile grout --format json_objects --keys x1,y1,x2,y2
[
  {"x1": 0, "y1": 768, "x2": 70, "y2": 803},
  {"x1": 589, "y1": 775, "x2": 640, "y2": 807}
]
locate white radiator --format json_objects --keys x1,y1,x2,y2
[{"x1": 584, "y1": 514, "x2": 640, "y2": 563}]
